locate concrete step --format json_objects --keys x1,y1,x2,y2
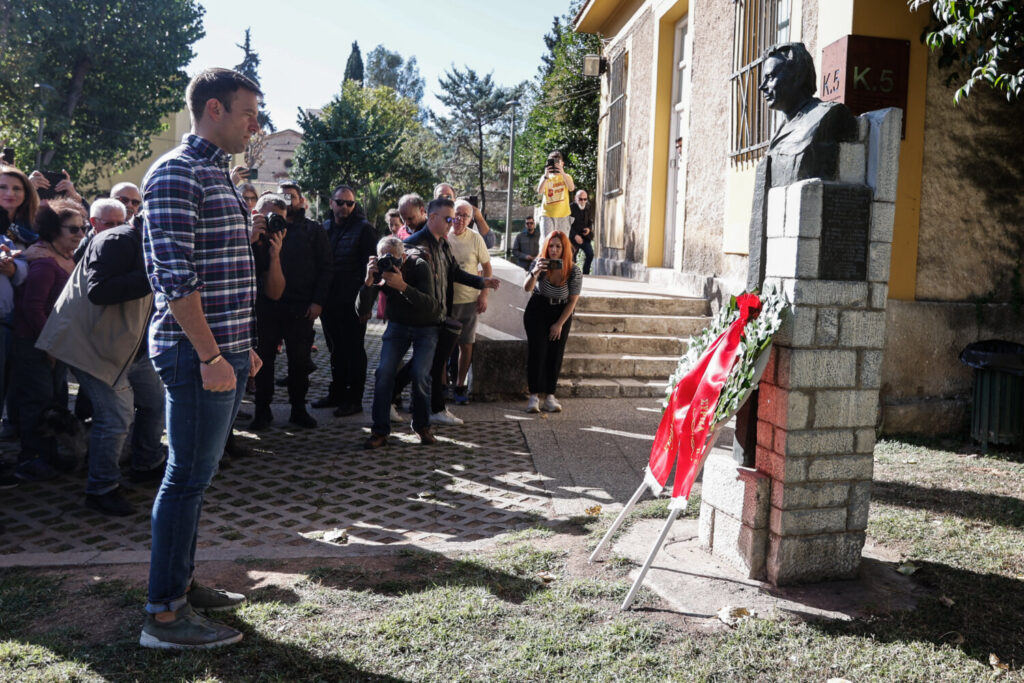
[
  {"x1": 576, "y1": 294, "x2": 708, "y2": 316},
  {"x1": 561, "y1": 353, "x2": 679, "y2": 379},
  {"x1": 566, "y1": 332, "x2": 686, "y2": 356},
  {"x1": 556, "y1": 376, "x2": 668, "y2": 399},
  {"x1": 572, "y1": 312, "x2": 709, "y2": 337}
]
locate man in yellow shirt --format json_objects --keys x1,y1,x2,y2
[{"x1": 535, "y1": 151, "x2": 574, "y2": 238}]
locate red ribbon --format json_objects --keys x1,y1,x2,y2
[{"x1": 648, "y1": 293, "x2": 762, "y2": 501}]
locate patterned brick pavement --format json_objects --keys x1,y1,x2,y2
[{"x1": 0, "y1": 321, "x2": 552, "y2": 566}]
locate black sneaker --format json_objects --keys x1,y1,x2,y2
[
  {"x1": 139, "y1": 604, "x2": 242, "y2": 649},
  {"x1": 288, "y1": 408, "x2": 317, "y2": 429},
  {"x1": 0, "y1": 473, "x2": 19, "y2": 490},
  {"x1": 85, "y1": 487, "x2": 136, "y2": 517},
  {"x1": 311, "y1": 397, "x2": 342, "y2": 409},
  {"x1": 249, "y1": 407, "x2": 273, "y2": 431},
  {"x1": 188, "y1": 580, "x2": 246, "y2": 612},
  {"x1": 129, "y1": 461, "x2": 167, "y2": 485},
  {"x1": 333, "y1": 403, "x2": 362, "y2": 417}
]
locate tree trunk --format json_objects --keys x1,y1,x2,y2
[{"x1": 40, "y1": 56, "x2": 92, "y2": 168}]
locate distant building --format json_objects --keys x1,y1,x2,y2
[{"x1": 250, "y1": 129, "x2": 303, "y2": 191}]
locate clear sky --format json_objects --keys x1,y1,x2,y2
[{"x1": 189, "y1": 0, "x2": 573, "y2": 131}]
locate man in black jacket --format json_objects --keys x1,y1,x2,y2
[
  {"x1": 569, "y1": 190, "x2": 594, "y2": 275},
  {"x1": 314, "y1": 184, "x2": 377, "y2": 418},
  {"x1": 250, "y1": 193, "x2": 331, "y2": 429},
  {"x1": 358, "y1": 236, "x2": 442, "y2": 448},
  {"x1": 403, "y1": 198, "x2": 500, "y2": 426}
]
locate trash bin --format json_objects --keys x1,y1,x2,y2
[{"x1": 960, "y1": 340, "x2": 1024, "y2": 448}]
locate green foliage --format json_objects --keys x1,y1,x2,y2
[
  {"x1": 344, "y1": 41, "x2": 364, "y2": 86},
  {"x1": 909, "y1": 0, "x2": 1024, "y2": 103},
  {"x1": 234, "y1": 28, "x2": 274, "y2": 132},
  {"x1": 365, "y1": 45, "x2": 425, "y2": 106},
  {"x1": 0, "y1": 0, "x2": 204, "y2": 188},
  {"x1": 292, "y1": 80, "x2": 435, "y2": 203},
  {"x1": 432, "y1": 66, "x2": 522, "y2": 216},
  {"x1": 515, "y1": 4, "x2": 602, "y2": 205}
]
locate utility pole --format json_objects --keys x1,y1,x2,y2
[{"x1": 503, "y1": 99, "x2": 519, "y2": 259}]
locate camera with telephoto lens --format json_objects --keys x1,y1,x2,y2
[
  {"x1": 374, "y1": 254, "x2": 402, "y2": 284},
  {"x1": 266, "y1": 213, "x2": 287, "y2": 235}
]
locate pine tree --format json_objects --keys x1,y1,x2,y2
[
  {"x1": 234, "y1": 28, "x2": 275, "y2": 131},
  {"x1": 344, "y1": 41, "x2": 364, "y2": 86}
]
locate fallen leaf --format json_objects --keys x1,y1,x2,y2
[
  {"x1": 826, "y1": 679, "x2": 853, "y2": 683},
  {"x1": 585, "y1": 505, "x2": 603, "y2": 517},
  {"x1": 717, "y1": 605, "x2": 753, "y2": 627},
  {"x1": 536, "y1": 571, "x2": 557, "y2": 583},
  {"x1": 417, "y1": 491, "x2": 436, "y2": 500},
  {"x1": 896, "y1": 561, "x2": 919, "y2": 576},
  {"x1": 939, "y1": 595, "x2": 955, "y2": 608},
  {"x1": 990, "y1": 653, "x2": 1009, "y2": 671}
]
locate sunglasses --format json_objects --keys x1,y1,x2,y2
[
  {"x1": 116, "y1": 197, "x2": 142, "y2": 207},
  {"x1": 332, "y1": 199, "x2": 355, "y2": 207},
  {"x1": 63, "y1": 224, "x2": 83, "y2": 234}
]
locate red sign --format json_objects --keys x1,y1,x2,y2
[{"x1": 820, "y1": 35, "x2": 910, "y2": 138}]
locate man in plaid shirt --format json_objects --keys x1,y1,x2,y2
[{"x1": 139, "y1": 68, "x2": 265, "y2": 650}]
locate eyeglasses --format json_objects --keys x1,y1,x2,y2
[
  {"x1": 332, "y1": 199, "x2": 355, "y2": 207},
  {"x1": 454, "y1": 213, "x2": 473, "y2": 221},
  {"x1": 443, "y1": 216, "x2": 456, "y2": 224},
  {"x1": 62, "y1": 224, "x2": 83, "y2": 234}
]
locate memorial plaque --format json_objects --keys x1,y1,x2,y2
[{"x1": 819, "y1": 184, "x2": 872, "y2": 281}]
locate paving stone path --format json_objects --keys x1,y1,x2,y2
[{"x1": 0, "y1": 321, "x2": 553, "y2": 566}]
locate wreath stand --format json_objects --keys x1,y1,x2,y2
[{"x1": 590, "y1": 343, "x2": 773, "y2": 611}]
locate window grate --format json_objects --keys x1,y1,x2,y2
[
  {"x1": 729, "y1": 0, "x2": 790, "y2": 164},
  {"x1": 604, "y1": 51, "x2": 627, "y2": 195}
]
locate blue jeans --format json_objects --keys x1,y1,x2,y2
[
  {"x1": 372, "y1": 322, "x2": 437, "y2": 435},
  {"x1": 76, "y1": 355, "x2": 166, "y2": 496},
  {"x1": 146, "y1": 340, "x2": 249, "y2": 613}
]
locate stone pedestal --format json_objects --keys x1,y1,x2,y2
[{"x1": 699, "y1": 107, "x2": 902, "y2": 585}]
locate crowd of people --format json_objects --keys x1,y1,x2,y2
[{"x1": 0, "y1": 66, "x2": 596, "y2": 649}]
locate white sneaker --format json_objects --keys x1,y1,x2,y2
[
  {"x1": 430, "y1": 409, "x2": 464, "y2": 426},
  {"x1": 542, "y1": 395, "x2": 562, "y2": 413},
  {"x1": 390, "y1": 405, "x2": 406, "y2": 423},
  {"x1": 526, "y1": 395, "x2": 540, "y2": 413}
]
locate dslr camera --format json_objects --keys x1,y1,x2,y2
[
  {"x1": 265, "y1": 213, "x2": 287, "y2": 235},
  {"x1": 374, "y1": 254, "x2": 402, "y2": 284}
]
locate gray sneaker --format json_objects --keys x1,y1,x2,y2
[
  {"x1": 188, "y1": 581, "x2": 246, "y2": 612},
  {"x1": 139, "y1": 604, "x2": 242, "y2": 649}
]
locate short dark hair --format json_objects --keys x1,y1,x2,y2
[
  {"x1": 427, "y1": 197, "x2": 454, "y2": 215},
  {"x1": 398, "y1": 193, "x2": 425, "y2": 212},
  {"x1": 385, "y1": 208, "x2": 401, "y2": 222},
  {"x1": 547, "y1": 151, "x2": 563, "y2": 163},
  {"x1": 331, "y1": 184, "x2": 355, "y2": 198},
  {"x1": 35, "y1": 198, "x2": 85, "y2": 242},
  {"x1": 765, "y1": 42, "x2": 817, "y2": 100},
  {"x1": 186, "y1": 68, "x2": 263, "y2": 123}
]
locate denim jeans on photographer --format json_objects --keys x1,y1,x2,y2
[
  {"x1": 76, "y1": 355, "x2": 166, "y2": 496},
  {"x1": 146, "y1": 340, "x2": 249, "y2": 614},
  {"x1": 372, "y1": 321, "x2": 437, "y2": 435}
]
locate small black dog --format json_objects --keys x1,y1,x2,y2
[{"x1": 38, "y1": 406, "x2": 88, "y2": 471}]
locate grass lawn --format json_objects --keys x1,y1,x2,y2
[{"x1": 1, "y1": 437, "x2": 1022, "y2": 682}]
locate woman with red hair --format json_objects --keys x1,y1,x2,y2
[{"x1": 522, "y1": 230, "x2": 582, "y2": 413}]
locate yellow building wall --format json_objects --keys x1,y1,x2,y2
[{"x1": 92, "y1": 109, "x2": 192, "y2": 191}]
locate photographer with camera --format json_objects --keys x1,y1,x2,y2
[
  {"x1": 535, "y1": 151, "x2": 575, "y2": 238},
  {"x1": 522, "y1": 231, "x2": 581, "y2": 414},
  {"x1": 249, "y1": 192, "x2": 331, "y2": 430},
  {"x1": 358, "y1": 236, "x2": 442, "y2": 448}
]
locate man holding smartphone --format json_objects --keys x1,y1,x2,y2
[{"x1": 535, "y1": 151, "x2": 575, "y2": 238}]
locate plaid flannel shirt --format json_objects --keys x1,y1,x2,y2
[{"x1": 142, "y1": 134, "x2": 256, "y2": 356}]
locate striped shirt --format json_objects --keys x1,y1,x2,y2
[
  {"x1": 533, "y1": 264, "x2": 583, "y2": 300},
  {"x1": 142, "y1": 134, "x2": 256, "y2": 356}
]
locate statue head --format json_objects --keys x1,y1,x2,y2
[{"x1": 759, "y1": 42, "x2": 816, "y2": 117}]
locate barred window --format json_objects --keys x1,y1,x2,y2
[
  {"x1": 604, "y1": 51, "x2": 628, "y2": 196},
  {"x1": 729, "y1": 0, "x2": 792, "y2": 164}
]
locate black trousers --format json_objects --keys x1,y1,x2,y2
[
  {"x1": 320, "y1": 302, "x2": 368, "y2": 406},
  {"x1": 524, "y1": 296, "x2": 572, "y2": 395},
  {"x1": 255, "y1": 300, "x2": 314, "y2": 408}
]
